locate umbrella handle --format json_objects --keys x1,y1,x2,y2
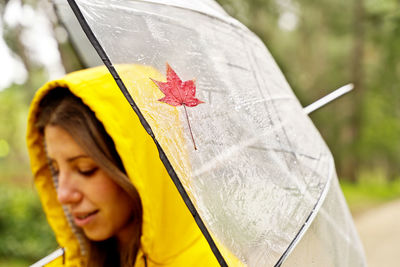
[{"x1": 30, "y1": 248, "x2": 64, "y2": 267}]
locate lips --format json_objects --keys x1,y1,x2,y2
[{"x1": 73, "y1": 210, "x2": 99, "y2": 227}]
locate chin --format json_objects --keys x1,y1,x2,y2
[{"x1": 83, "y1": 229, "x2": 111, "y2": 242}]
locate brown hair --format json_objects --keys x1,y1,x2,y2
[{"x1": 36, "y1": 88, "x2": 142, "y2": 267}]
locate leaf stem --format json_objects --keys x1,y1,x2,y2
[{"x1": 183, "y1": 105, "x2": 197, "y2": 150}]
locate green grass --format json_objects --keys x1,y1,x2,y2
[{"x1": 340, "y1": 170, "x2": 400, "y2": 215}]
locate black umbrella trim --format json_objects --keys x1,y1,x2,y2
[
  {"x1": 274, "y1": 178, "x2": 330, "y2": 267},
  {"x1": 66, "y1": 0, "x2": 228, "y2": 266}
]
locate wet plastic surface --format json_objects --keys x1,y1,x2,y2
[{"x1": 56, "y1": 0, "x2": 366, "y2": 265}]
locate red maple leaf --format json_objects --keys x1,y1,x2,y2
[
  {"x1": 151, "y1": 63, "x2": 204, "y2": 107},
  {"x1": 151, "y1": 63, "x2": 204, "y2": 150}
]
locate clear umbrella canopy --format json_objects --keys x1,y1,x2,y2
[{"x1": 55, "y1": 0, "x2": 366, "y2": 266}]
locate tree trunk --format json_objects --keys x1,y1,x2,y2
[{"x1": 342, "y1": 0, "x2": 365, "y2": 182}]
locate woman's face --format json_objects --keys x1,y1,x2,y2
[{"x1": 45, "y1": 125, "x2": 135, "y2": 244}]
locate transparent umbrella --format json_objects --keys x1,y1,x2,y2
[{"x1": 46, "y1": 0, "x2": 367, "y2": 266}]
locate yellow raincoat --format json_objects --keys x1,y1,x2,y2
[{"x1": 26, "y1": 65, "x2": 222, "y2": 266}]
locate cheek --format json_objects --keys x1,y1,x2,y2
[
  {"x1": 97, "y1": 189, "x2": 134, "y2": 239},
  {"x1": 104, "y1": 188, "x2": 134, "y2": 221},
  {"x1": 82, "y1": 177, "x2": 134, "y2": 240},
  {"x1": 92, "y1": 176, "x2": 133, "y2": 222},
  {"x1": 87, "y1": 172, "x2": 123, "y2": 203}
]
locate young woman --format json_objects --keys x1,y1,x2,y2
[{"x1": 26, "y1": 65, "x2": 220, "y2": 266}]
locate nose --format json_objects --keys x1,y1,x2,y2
[{"x1": 57, "y1": 171, "x2": 82, "y2": 205}]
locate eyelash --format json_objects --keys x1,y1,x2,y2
[
  {"x1": 48, "y1": 163, "x2": 98, "y2": 178},
  {"x1": 78, "y1": 168, "x2": 98, "y2": 177}
]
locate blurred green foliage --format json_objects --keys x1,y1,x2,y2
[
  {"x1": 217, "y1": 0, "x2": 400, "y2": 181},
  {"x1": 0, "y1": 84, "x2": 34, "y2": 179},
  {"x1": 0, "y1": 183, "x2": 57, "y2": 264},
  {"x1": 0, "y1": 1, "x2": 64, "y2": 264},
  {"x1": 0, "y1": 259, "x2": 30, "y2": 267}
]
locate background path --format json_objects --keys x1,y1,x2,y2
[{"x1": 354, "y1": 199, "x2": 400, "y2": 267}]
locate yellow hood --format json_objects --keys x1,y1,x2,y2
[{"x1": 26, "y1": 65, "x2": 221, "y2": 266}]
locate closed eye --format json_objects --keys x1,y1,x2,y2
[{"x1": 78, "y1": 167, "x2": 98, "y2": 177}]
